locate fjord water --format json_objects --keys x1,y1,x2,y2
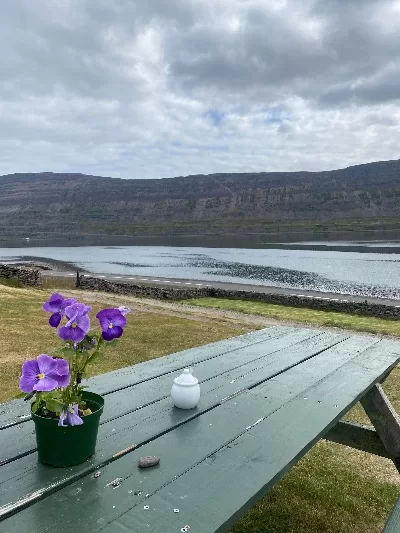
[{"x1": 2, "y1": 240, "x2": 400, "y2": 300}]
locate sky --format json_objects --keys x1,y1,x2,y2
[{"x1": 2, "y1": 0, "x2": 400, "y2": 179}]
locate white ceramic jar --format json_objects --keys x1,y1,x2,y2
[{"x1": 171, "y1": 368, "x2": 201, "y2": 409}]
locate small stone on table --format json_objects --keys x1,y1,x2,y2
[{"x1": 138, "y1": 456, "x2": 160, "y2": 468}]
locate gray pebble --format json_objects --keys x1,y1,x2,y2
[{"x1": 138, "y1": 456, "x2": 160, "y2": 468}]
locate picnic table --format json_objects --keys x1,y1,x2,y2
[{"x1": 1, "y1": 325, "x2": 400, "y2": 532}]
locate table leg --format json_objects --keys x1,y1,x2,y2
[{"x1": 360, "y1": 384, "x2": 400, "y2": 472}]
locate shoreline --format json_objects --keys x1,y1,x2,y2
[{"x1": 3, "y1": 256, "x2": 83, "y2": 273}]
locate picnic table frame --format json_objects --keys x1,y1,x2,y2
[{"x1": 0, "y1": 325, "x2": 400, "y2": 532}]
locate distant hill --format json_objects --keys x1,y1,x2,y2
[{"x1": 1, "y1": 159, "x2": 400, "y2": 240}]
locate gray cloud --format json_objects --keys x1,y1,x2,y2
[{"x1": 1, "y1": 0, "x2": 400, "y2": 178}]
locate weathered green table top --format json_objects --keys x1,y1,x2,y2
[{"x1": 1, "y1": 326, "x2": 399, "y2": 533}]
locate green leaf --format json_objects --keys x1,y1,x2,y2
[
  {"x1": 106, "y1": 339, "x2": 120, "y2": 347},
  {"x1": 45, "y1": 398, "x2": 64, "y2": 414},
  {"x1": 87, "y1": 351, "x2": 102, "y2": 364},
  {"x1": 31, "y1": 401, "x2": 39, "y2": 414},
  {"x1": 59, "y1": 348, "x2": 77, "y2": 358}
]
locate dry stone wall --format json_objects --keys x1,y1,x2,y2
[
  {"x1": 78, "y1": 275, "x2": 400, "y2": 320},
  {"x1": 0, "y1": 264, "x2": 42, "y2": 287}
]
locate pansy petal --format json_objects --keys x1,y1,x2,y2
[
  {"x1": 58, "y1": 410, "x2": 68, "y2": 427},
  {"x1": 37, "y1": 354, "x2": 57, "y2": 375},
  {"x1": 56, "y1": 373, "x2": 71, "y2": 388},
  {"x1": 76, "y1": 314, "x2": 90, "y2": 334},
  {"x1": 19, "y1": 375, "x2": 38, "y2": 393},
  {"x1": 111, "y1": 313, "x2": 126, "y2": 328},
  {"x1": 102, "y1": 325, "x2": 123, "y2": 341},
  {"x1": 67, "y1": 413, "x2": 83, "y2": 426},
  {"x1": 69, "y1": 326, "x2": 86, "y2": 343},
  {"x1": 49, "y1": 312, "x2": 62, "y2": 327},
  {"x1": 58, "y1": 325, "x2": 72, "y2": 341},
  {"x1": 42, "y1": 293, "x2": 64, "y2": 313},
  {"x1": 65, "y1": 311, "x2": 79, "y2": 328},
  {"x1": 33, "y1": 376, "x2": 58, "y2": 392},
  {"x1": 43, "y1": 301, "x2": 62, "y2": 313},
  {"x1": 55, "y1": 359, "x2": 69, "y2": 376},
  {"x1": 118, "y1": 306, "x2": 131, "y2": 316},
  {"x1": 50, "y1": 293, "x2": 64, "y2": 302},
  {"x1": 21, "y1": 359, "x2": 40, "y2": 378},
  {"x1": 61, "y1": 298, "x2": 77, "y2": 310}
]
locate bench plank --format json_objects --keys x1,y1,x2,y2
[
  {"x1": 2, "y1": 335, "x2": 391, "y2": 531},
  {"x1": 383, "y1": 498, "x2": 400, "y2": 533},
  {"x1": 0, "y1": 331, "x2": 346, "y2": 518}
]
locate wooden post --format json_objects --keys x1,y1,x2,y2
[
  {"x1": 361, "y1": 384, "x2": 400, "y2": 471},
  {"x1": 76, "y1": 271, "x2": 80, "y2": 288}
]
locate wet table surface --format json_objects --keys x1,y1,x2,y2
[{"x1": 1, "y1": 325, "x2": 400, "y2": 533}]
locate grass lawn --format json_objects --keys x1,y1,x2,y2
[
  {"x1": 1, "y1": 286, "x2": 399, "y2": 532},
  {"x1": 183, "y1": 297, "x2": 400, "y2": 337}
]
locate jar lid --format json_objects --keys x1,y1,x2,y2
[{"x1": 174, "y1": 368, "x2": 199, "y2": 387}]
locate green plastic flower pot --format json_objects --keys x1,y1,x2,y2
[{"x1": 31, "y1": 391, "x2": 104, "y2": 467}]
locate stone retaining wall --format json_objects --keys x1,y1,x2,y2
[
  {"x1": 0, "y1": 264, "x2": 42, "y2": 287},
  {"x1": 78, "y1": 275, "x2": 400, "y2": 320}
]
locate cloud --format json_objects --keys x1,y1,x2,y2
[{"x1": 1, "y1": 0, "x2": 400, "y2": 179}]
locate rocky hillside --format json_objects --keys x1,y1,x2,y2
[{"x1": 1, "y1": 159, "x2": 400, "y2": 239}]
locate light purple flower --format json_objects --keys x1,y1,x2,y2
[
  {"x1": 42, "y1": 293, "x2": 77, "y2": 328},
  {"x1": 58, "y1": 404, "x2": 83, "y2": 427},
  {"x1": 58, "y1": 303, "x2": 91, "y2": 343},
  {"x1": 118, "y1": 306, "x2": 131, "y2": 316},
  {"x1": 96, "y1": 308, "x2": 127, "y2": 341},
  {"x1": 19, "y1": 354, "x2": 66, "y2": 393}
]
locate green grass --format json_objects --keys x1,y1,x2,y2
[
  {"x1": 1, "y1": 286, "x2": 399, "y2": 533},
  {"x1": 41, "y1": 276, "x2": 76, "y2": 290},
  {"x1": 0, "y1": 276, "x2": 23, "y2": 288},
  {"x1": 231, "y1": 440, "x2": 398, "y2": 533},
  {"x1": 183, "y1": 297, "x2": 400, "y2": 336}
]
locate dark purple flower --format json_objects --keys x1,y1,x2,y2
[
  {"x1": 19, "y1": 354, "x2": 64, "y2": 393},
  {"x1": 58, "y1": 404, "x2": 83, "y2": 427},
  {"x1": 96, "y1": 308, "x2": 127, "y2": 341},
  {"x1": 58, "y1": 303, "x2": 91, "y2": 343},
  {"x1": 43, "y1": 293, "x2": 77, "y2": 328}
]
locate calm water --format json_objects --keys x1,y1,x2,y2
[{"x1": 2, "y1": 241, "x2": 400, "y2": 300}]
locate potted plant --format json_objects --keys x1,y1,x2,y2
[{"x1": 19, "y1": 292, "x2": 130, "y2": 467}]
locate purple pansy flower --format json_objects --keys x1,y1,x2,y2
[
  {"x1": 42, "y1": 293, "x2": 77, "y2": 328},
  {"x1": 58, "y1": 303, "x2": 91, "y2": 343},
  {"x1": 58, "y1": 404, "x2": 83, "y2": 427},
  {"x1": 96, "y1": 308, "x2": 127, "y2": 341},
  {"x1": 19, "y1": 354, "x2": 68, "y2": 393}
]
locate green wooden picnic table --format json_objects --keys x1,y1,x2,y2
[{"x1": 1, "y1": 325, "x2": 400, "y2": 532}]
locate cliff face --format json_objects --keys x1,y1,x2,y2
[{"x1": 1, "y1": 159, "x2": 400, "y2": 238}]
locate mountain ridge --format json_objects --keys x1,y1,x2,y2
[{"x1": 1, "y1": 158, "x2": 400, "y2": 240}]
